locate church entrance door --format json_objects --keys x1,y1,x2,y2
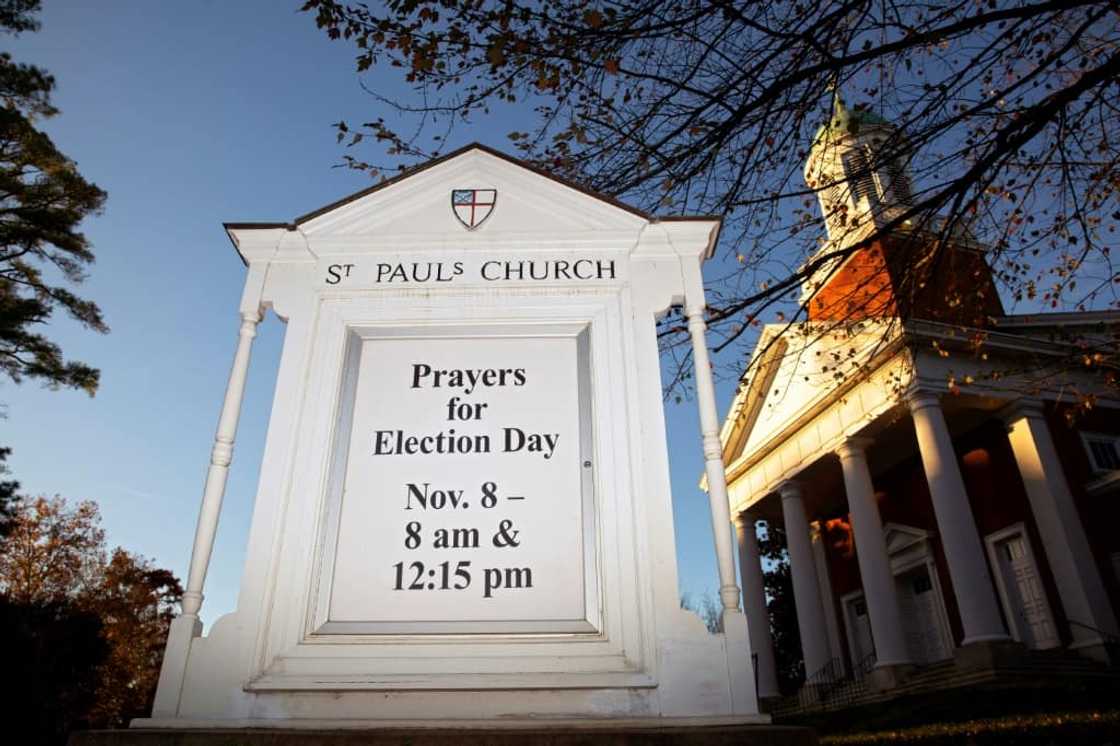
[
  {"x1": 988, "y1": 526, "x2": 1059, "y2": 650},
  {"x1": 896, "y1": 565, "x2": 952, "y2": 664}
]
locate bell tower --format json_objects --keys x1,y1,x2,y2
[
  {"x1": 802, "y1": 96, "x2": 1003, "y2": 326},
  {"x1": 805, "y1": 96, "x2": 914, "y2": 246}
]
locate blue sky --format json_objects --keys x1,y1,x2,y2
[{"x1": 4, "y1": 1, "x2": 741, "y2": 626}]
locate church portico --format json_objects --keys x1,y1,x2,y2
[{"x1": 724, "y1": 379, "x2": 1120, "y2": 703}]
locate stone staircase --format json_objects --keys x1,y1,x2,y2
[{"x1": 767, "y1": 648, "x2": 1119, "y2": 720}]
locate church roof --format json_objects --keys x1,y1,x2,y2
[
  {"x1": 225, "y1": 142, "x2": 719, "y2": 231},
  {"x1": 222, "y1": 143, "x2": 723, "y2": 265}
]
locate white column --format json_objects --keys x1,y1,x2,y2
[
  {"x1": 735, "y1": 512, "x2": 781, "y2": 698},
  {"x1": 152, "y1": 306, "x2": 262, "y2": 717},
  {"x1": 182, "y1": 309, "x2": 263, "y2": 617},
  {"x1": 810, "y1": 521, "x2": 845, "y2": 674},
  {"x1": 780, "y1": 481, "x2": 834, "y2": 678},
  {"x1": 685, "y1": 303, "x2": 741, "y2": 613},
  {"x1": 1003, "y1": 401, "x2": 1119, "y2": 655},
  {"x1": 908, "y1": 392, "x2": 1008, "y2": 644},
  {"x1": 837, "y1": 437, "x2": 912, "y2": 666},
  {"x1": 684, "y1": 300, "x2": 756, "y2": 714}
]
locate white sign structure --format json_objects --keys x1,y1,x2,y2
[{"x1": 139, "y1": 145, "x2": 763, "y2": 729}]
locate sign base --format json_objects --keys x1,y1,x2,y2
[{"x1": 77, "y1": 723, "x2": 816, "y2": 746}]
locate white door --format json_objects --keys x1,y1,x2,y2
[
  {"x1": 896, "y1": 566, "x2": 952, "y2": 664},
  {"x1": 845, "y1": 595, "x2": 875, "y2": 674},
  {"x1": 995, "y1": 534, "x2": 1060, "y2": 649}
]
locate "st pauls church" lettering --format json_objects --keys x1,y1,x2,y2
[{"x1": 324, "y1": 259, "x2": 616, "y2": 285}]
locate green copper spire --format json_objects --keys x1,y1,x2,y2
[{"x1": 813, "y1": 95, "x2": 891, "y2": 145}]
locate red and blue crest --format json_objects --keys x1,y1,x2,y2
[{"x1": 451, "y1": 189, "x2": 497, "y2": 230}]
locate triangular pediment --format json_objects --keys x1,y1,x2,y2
[
  {"x1": 226, "y1": 144, "x2": 720, "y2": 269},
  {"x1": 720, "y1": 327, "x2": 788, "y2": 465},
  {"x1": 292, "y1": 143, "x2": 650, "y2": 240},
  {"x1": 883, "y1": 522, "x2": 934, "y2": 556}
]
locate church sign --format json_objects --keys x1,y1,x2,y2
[
  {"x1": 324, "y1": 326, "x2": 595, "y2": 634},
  {"x1": 138, "y1": 145, "x2": 761, "y2": 729}
]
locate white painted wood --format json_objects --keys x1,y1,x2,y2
[
  {"x1": 684, "y1": 290, "x2": 742, "y2": 614},
  {"x1": 837, "y1": 438, "x2": 911, "y2": 667},
  {"x1": 841, "y1": 591, "x2": 875, "y2": 674},
  {"x1": 907, "y1": 391, "x2": 1009, "y2": 645},
  {"x1": 883, "y1": 523, "x2": 955, "y2": 662},
  {"x1": 985, "y1": 524, "x2": 1060, "y2": 650},
  {"x1": 895, "y1": 566, "x2": 952, "y2": 663},
  {"x1": 809, "y1": 521, "x2": 845, "y2": 676},
  {"x1": 735, "y1": 513, "x2": 781, "y2": 698},
  {"x1": 183, "y1": 310, "x2": 262, "y2": 618},
  {"x1": 152, "y1": 266, "x2": 266, "y2": 717},
  {"x1": 682, "y1": 256, "x2": 755, "y2": 714},
  {"x1": 138, "y1": 146, "x2": 761, "y2": 728},
  {"x1": 779, "y1": 482, "x2": 833, "y2": 679}
]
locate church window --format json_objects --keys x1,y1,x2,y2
[
  {"x1": 1080, "y1": 432, "x2": 1120, "y2": 473},
  {"x1": 842, "y1": 149, "x2": 876, "y2": 203},
  {"x1": 886, "y1": 159, "x2": 913, "y2": 205}
]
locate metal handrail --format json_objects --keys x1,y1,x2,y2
[
  {"x1": 794, "y1": 653, "x2": 878, "y2": 711},
  {"x1": 1068, "y1": 620, "x2": 1120, "y2": 647},
  {"x1": 798, "y1": 657, "x2": 844, "y2": 707},
  {"x1": 806, "y1": 657, "x2": 844, "y2": 685}
]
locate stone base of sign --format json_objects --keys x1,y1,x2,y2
[{"x1": 72, "y1": 723, "x2": 817, "y2": 746}]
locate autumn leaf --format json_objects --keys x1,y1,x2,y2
[{"x1": 486, "y1": 39, "x2": 506, "y2": 67}]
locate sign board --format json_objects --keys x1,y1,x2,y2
[
  {"x1": 322, "y1": 328, "x2": 596, "y2": 633},
  {"x1": 141, "y1": 144, "x2": 760, "y2": 728}
]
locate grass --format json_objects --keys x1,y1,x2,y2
[{"x1": 821, "y1": 709, "x2": 1120, "y2": 745}]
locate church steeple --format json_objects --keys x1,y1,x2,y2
[
  {"x1": 804, "y1": 95, "x2": 913, "y2": 245},
  {"x1": 801, "y1": 94, "x2": 1004, "y2": 326}
]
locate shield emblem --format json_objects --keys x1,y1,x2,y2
[{"x1": 451, "y1": 189, "x2": 497, "y2": 230}]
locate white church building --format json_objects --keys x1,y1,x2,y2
[{"x1": 720, "y1": 100, "x2": 1120, "y2": 707}]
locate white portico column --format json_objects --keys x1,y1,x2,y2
[
  {"x1": 837, "y1": 438, "x2": 911, "y2": 667},
  {"x1": 908, "y1": 392, "x2": 1009, "y2": 645},
  {"x1": 780, "y1": 481, "x2": 834, "y2": 678},
  {"x1": 152, "y1": 305, "x2": 263, "y2": 717},
  {"x1": 1003, "y1": 401, "x2": 1119, "y2": 659},
  {"x1": 734, "y1": 512, "x2": 781, "y2": 699}
]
